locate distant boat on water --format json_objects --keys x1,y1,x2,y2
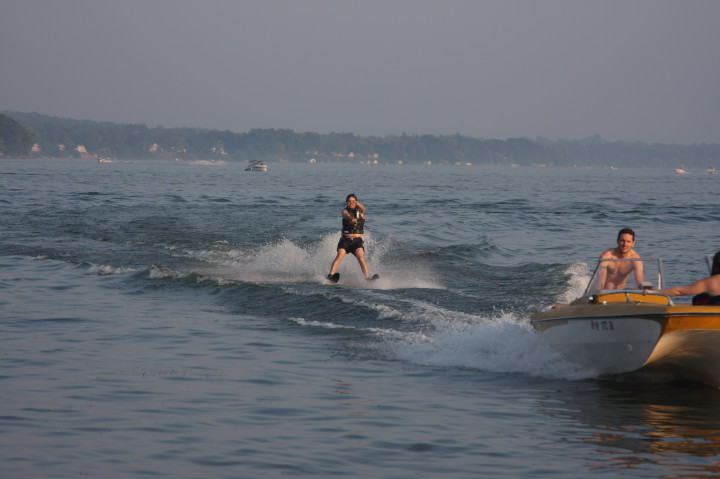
[
  {"x1": 675, "y1": 168, "x2": 687, "y2": 174},
  {"x1": 245, "y1": 160, "x2": 268, "y2": 172}
]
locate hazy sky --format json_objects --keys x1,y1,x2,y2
[{"x1": 2, "y1": 0, "x2": 719, "y2": 144}]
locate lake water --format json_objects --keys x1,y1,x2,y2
[{"x1": 2, "y1": 158, "x2": 719, "y2": 478}]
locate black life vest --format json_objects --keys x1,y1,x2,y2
[
  {"x1": 692, "y1": 293, "x2": 720, "y2": 305},
  {"x1": 342, "y1": 207, "x2": 364, "y2": 235}
]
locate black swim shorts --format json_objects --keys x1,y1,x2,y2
[{"x1": 337, "y1": 236, "x2": 364, "y2": 255}]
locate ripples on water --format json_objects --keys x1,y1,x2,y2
[{"x1": 2, "y1": 158, "x2": 720, "y2": 478}]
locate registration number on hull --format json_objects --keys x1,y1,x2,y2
[{"x1": 590, "y1": 320, "x2": 615, "y2": 331}]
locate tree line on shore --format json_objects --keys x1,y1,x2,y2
[{"x1": 2, "y1": 111, "x2": 719, "y2": 169}]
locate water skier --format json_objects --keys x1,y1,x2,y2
[{"x1": 327, "y1": 194, "x2": 378, "y2": 283}]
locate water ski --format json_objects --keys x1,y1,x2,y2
[
  {"x1": 368, "y1": 274, "x2": 380, "y2": 281},
  {"x1": 327, "y1": 273, "x2": 340, "y2": 283}
]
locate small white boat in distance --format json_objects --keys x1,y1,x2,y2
[
  {"x1": 531, "y1": 258, "x2": 720, "y2": 388},
  {"x1": 675, "y1": 168, "x2": 687, "y2": 174},
  {"x1": 245, "y1": 160, "x2": 268, "y2": 172}
]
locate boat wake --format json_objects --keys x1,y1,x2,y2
[
  {"x1": 159, "y1": 233, "x2": 445, "y2": 289},
  {"x1": 555, "y1": 261, "x2": 592, "y2": 304},
  {"x1": 391, "y1": 311, "x2": 596, "y2": 381},
  {"x1": 75, "y1": 235, "x2": 602, "y2": 383}
]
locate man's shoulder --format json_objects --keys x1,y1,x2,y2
[{"x1": 599, "y1": 249, "x2": 616, "y2": 259}]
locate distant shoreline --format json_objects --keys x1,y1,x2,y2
[{"x1": 3, "y1": 111, "x2": 720, "y2": 169}]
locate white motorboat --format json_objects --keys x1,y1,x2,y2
[
  {"x1": 531, "y1": 258, "x2": 720, "y2": 387},
  {"x1": 245, "y1": 160, "x2": 268, "y2": 172}
]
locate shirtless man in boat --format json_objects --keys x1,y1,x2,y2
[{"x1": 597, "y1": 228, "x2": 644, "y2": 289}]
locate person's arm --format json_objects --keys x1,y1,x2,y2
[
  {"x1": 597, "y1": 253, "x2": 609, "y2": 289},
  {"x1": 655, "y1": 278, "x2": 710, "y2": 297},
  {"x1": 634, "y1": 260, "x2": 644, "y2": 287},
  {"x1": 356, "y1": 201, "x2": 366, "y2": 216}
]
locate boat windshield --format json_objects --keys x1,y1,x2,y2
[{"x1": 585, "y1": 258, "x2": 664, "y2": 294}]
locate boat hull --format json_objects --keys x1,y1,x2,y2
[
  {"x1": 532, "y1": 312, "x2": 664, "y2": 375},
  {"x1": 531, "y1": 295, "x2": 720, "y2": 387},
  {"x1": 643, "y1": 309, "x2": 720, "y2": 387}
]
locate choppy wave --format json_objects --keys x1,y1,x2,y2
[{"x1": 86, "y1": 263, "x2": 137, "y2": 275}]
